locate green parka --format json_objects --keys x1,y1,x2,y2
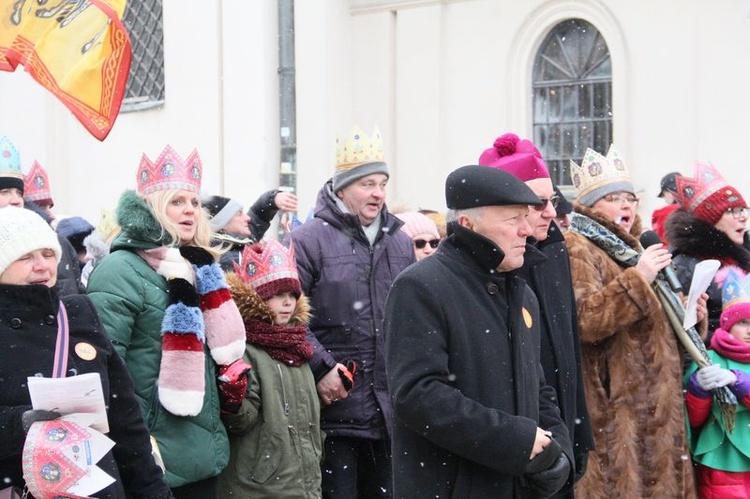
[
  {"x1": 86, "y1": 190, "x2": 229, "y2": 488},
  {"x1": 218, "y1": 272, "x2": 324, "y2": 499}
]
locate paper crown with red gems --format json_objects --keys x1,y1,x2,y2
[
  {"x1": 234, "y1": 240, "x2": 302, "y2": 300},
  {"x1": 674, "y1": 162, "x2": 746, "y2": 224},
  {"x1": 136, "y1": 145, "x2": 203, "y2": 195},
  {"x1": 23, "y1": 160, "x2": 54, "y2": 206}
]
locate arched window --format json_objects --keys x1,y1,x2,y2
[{"x1": 532, "y1": 19, "x2": 612, "y2": 186}]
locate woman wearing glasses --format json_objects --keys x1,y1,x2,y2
[
  {"x1": 564, "y1": 146, "x2": 697, "y2": 498},
  {"x1": 666, "y1": 162, "x2": 750, "y2": 337},
  {"x1": 394, "y1": 211, "x2": 441, "y2": 261}
]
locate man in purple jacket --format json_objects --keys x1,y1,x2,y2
[{"x1": 285, "y1": 126, "x2": 414, "y2": 498}]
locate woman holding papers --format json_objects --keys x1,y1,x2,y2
[
  {"x1": 0, "y1": 206, "x2": 171, "y2": 498},
  {"x1": 666, "y1": 162, "x2": 750, "y2": 337}
]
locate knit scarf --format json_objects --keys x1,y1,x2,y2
[
  {"x1": 245, "y1": 318, "x2": 313, "y2": 367},
  {"x1": 711, "y1": 327, "x2": 750, "y2": 363},
  {"x1": 138, "y1": 246, "x2": 246, "y2": 416},
  {"x1": 570, "y1": 211, "x2": 641, "y2": 268}
]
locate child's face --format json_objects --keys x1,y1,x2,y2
[
  {"x1": 267, "y1": 291, "x2": 296, "y2": 326},
  {"x1": 729, "y1": 319, "x2": 750, "y2": 344}
]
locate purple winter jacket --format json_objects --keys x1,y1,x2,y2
[{"x1": 285, "y1": 182, "x2": 415, "y2": 439}]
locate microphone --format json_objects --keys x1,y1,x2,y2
[{"x1": 639, "y1": 230, "x2": 683, "y2": 293}]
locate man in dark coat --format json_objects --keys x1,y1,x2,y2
[
  {"x1": 285, "y1": 126, "x2": 414, "y2": 498},
  {"x1": 384, "y1": 165, "x2": 573, "y2": 498},
  {"x1": 478, "y1": 132, "x2": 594, "y2": 497}
]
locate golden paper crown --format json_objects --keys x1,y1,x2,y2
[
  {"x1": 569, "y1": 145, "x2": 632, "y2": 204},
  {"x1": 24, "y1": 160, "x2": 53, "y2": 203},
  {"x1": 334, "y1": 126, "x2": 384, "y2": 172},
  {"x1": 136, "y1": 145, "x2": 202, "y2": 195}
]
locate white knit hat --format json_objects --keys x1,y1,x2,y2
[{"x1": 0, "y1": 207, "x2": 62, "y2": 276}]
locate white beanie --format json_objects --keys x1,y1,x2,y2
[{"x1": 0, "y1": 207, "x2": 62, "y2": 276}]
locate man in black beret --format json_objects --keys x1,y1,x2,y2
[{"x1": 384, "y1": 164, "x2": 573, "y2": 498}]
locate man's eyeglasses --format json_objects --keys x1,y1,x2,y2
[
  {"x1": 727, "y1": 207, "x2": 749, "y2": 219},
  {"x1": 533, "y1": 195, "x2": 562, "y2": 212},
  {"x1": 602, "y1": 194, "x2": 639, "y2": 205},
  {"x1": 414, "y1": 239, "x2": 440, "y2": 249}
]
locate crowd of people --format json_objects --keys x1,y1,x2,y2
[{"x1": 0, "y1": 127, "x2": 748, "y2": 498}]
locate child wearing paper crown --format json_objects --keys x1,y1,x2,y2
[
  {"x1": 86, "y1": 145, "x2": 248, "y2": 498},
  {"x1": 217, "y1": 240, "x2": 326, "y2": 498},
  {"x1": 685, "y1": 268, "x2": 750, "y2": 498}
]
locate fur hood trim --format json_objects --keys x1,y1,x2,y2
[
  {"x1": 114, "y1": 190, "x2": 171, "y2": 246},
  {"x1": 666, "y1": 208, "x2": 750, "y2": 270},
  {"x1": 572, "y1": 201, "x2": 644, "y2": 250},
  {"x1": 226, "y1": 272, "x2": 311, "y2": 327}
]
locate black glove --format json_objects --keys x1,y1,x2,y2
[
  {"x1": 338, "y1": 360, "x2": 357, "y2": 391},
  {"x1": 179, "y1": 246, "x2": 215, "y2": 267},
  {"x1": 21, "y1": 409, "x2": 61, "y2": 434},
  {"x1": 524, "y1": 453, "x2": 572, "y2": 497},
  {"x1": 525, "y1": 437, "x2": 562, "y2": 474},
  {"x1": 574, "y1": 451, "x2": 589, "y2": 482}
]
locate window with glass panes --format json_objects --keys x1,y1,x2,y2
[
  {"x1": 532, "y1": 19, "x2": 612, "y2": 186},
  {"x1": 121, "y1": 0, "x2": 165, "y2": 111}
]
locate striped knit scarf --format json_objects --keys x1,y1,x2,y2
[{"x1": 138, "y1": 246, "x2": 245, "y2": 416}]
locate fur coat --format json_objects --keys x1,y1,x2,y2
[{"x1": 565, "y1": 203, "x2": 696, "y2": 499}]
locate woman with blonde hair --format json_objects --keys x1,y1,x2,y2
[{"x1": 86, "y1": 145, "x2": 248, "y2": 499}]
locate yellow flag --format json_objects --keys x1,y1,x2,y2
[{"x1": 0, "y1": 0, "x2": 132, "y2": 141}]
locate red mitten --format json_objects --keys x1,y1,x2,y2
[{"x1": 217, "y1": 360, "x2": 252, "y2": 413}]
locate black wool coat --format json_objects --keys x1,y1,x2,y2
[
  {"x1": 384, "y1": 224, "x2": 572, "y2": 499},
  {"x1": 0, "y1": 284, "x2": 170, "y2": 499},
  {"x1": 513, "y1": 222, "x2": 594, "y2": 497}
]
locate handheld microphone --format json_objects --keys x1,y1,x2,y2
[{"x1": 639, "y1": 230, "x2": 683, "y2": 293}]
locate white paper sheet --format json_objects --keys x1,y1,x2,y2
[
  {"x1": 683, "y1": 259, "x2": 721, "y2": 330},
  {"x1": 27, "y1": 372, "x2": 109, "y2": 433}
]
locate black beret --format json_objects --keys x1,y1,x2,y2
[{"x1": 445, "y1": 165, "x2": 544, "y2": 209}]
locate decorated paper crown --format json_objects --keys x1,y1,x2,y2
[
  {"x1": 96, "y1": 208, "x2": 120, "y2": 243},
  {"x1": 569, "y1": 145, "x2": 634, "y2": 206},
  {"x1": 674, "y1": 162, "x2": 745, "y2": 224},
  {"x1": 0, "y1": 136, "x2": 23, "y2": 190},
  {"x1": 24, "y1": 160, "x2": 54, "y2": 205},
  {"x1": 234, "y1": 240, "x2": 302, "y2": 300},
  {"x1": 334, "y1": 126, "x2": 384, "y2": 172},
  {"x1": 720, "y1": 268, "x2": 750, "y2": 330},
  {"x1": 136, "y1": 145, "x2": 202, "y2": 195}
]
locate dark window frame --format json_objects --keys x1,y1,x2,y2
[
  {"x1": 120, "y1": 0, "x2": 165, "y2": 112},
  {"x1": 532, "y1": 19, "x2": 612, "y2": 186}
]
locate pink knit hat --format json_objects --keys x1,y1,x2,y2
[
  {"x1": 396, "y1": 212, "x2": 440, "y2": 240},
  {"x1": 477, "y1": 133, "x2": 550, "y2": 181}
]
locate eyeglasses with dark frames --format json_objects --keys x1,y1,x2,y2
[
  {"x1": 532, "y1": 195, "x2": 562, "y2": 212},
  {"x1": 414, "y1": 239, "x2": 440, "y2": 249}
]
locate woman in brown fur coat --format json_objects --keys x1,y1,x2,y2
[{"x1": 565, "y1": 146, "x2": 696, "y2": 498}]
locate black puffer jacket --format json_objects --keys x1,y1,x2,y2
[{"x1": 0, "y1": 284, "x2": 171, "y2": 498}]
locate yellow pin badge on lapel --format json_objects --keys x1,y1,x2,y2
[
  {"x1": 521, "y1": 307, "x2": 533, "y2": 329},
  {"x1": 74, "y1": 342, "x2": 97, "y2": 361}
]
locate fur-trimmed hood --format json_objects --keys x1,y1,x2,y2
[
  {"x1": 226, "y1": 272, "x2": 311, "y2": 327},
  {"x1": 572, "y1": 201, "x2": 644, "y2": 250},
  {"x1": 112, "y1": 190, "x2": 172, "y2": 250},
  {"x1": 666, "y1": 208, "x2": 750, "y2": 271}
]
